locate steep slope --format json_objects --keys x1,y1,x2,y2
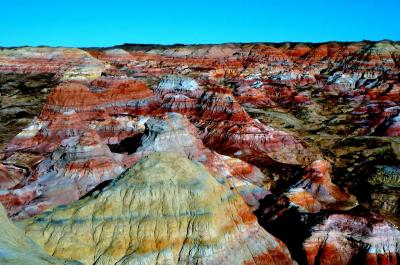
[
  {"x1": 155, "y1": 75, "x2": 315, "y2": 166},
  {"x1": 286, "y1": 160, "x2": 358, "y2": 213}
]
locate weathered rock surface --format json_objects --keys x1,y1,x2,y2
[
  {"x1": 0, "y1": 203, "x2": 81, "y2": 265},
  {"x1": 0, "y1": 47, "x2": 106, "y2": 148},
  {"x1": 155, "y1": 75, "x2": 314, "y2": 167},
  {"x1": 24, "y1": 153, "x2": 297, "y2": 265}
]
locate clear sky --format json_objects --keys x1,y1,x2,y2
[{"x1": 1, "y1": 0, "x2": 399, "y2": 47}]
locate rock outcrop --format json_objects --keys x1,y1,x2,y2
[
  {"x1": 0, "y1": 46, "x2": 104, "y2": 149},
  {"x1": 155, "y1": 75, "x2": 314, "y2": 167},
  {"x1": 0, "y1": 47, "x2": 104, "y2": 80}
]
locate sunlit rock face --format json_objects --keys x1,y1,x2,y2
[
  {"x1": 0, "y1": 47, "x2": 104, "y2": 149},
  {"x1": 157, "y1": 74, "x2": 199, "y2": 92},
  {"x1": 1, "y1": 41, "x2": 400, "y2": 264},
  {"x1": 4, "y1": 110, "x2": 89, "y2": 153},
  {"x1": 3, "y1": 78, "x2": 158, "y2": 152},
  {"x1": 199, "y1": 118, "x2": 313, "y2": 166},
  {"x1": 24, "y1": 153, "x2": 297, "y2": 265},
  {"x1": 42, "y1": 78, "x2": 158, "y2": 120}
]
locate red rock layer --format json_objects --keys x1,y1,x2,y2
[
  {"x1": 200, "y1": 118, "x2": 313, "y2": 166},
  {"x1": 0, "y1": 41, "x2": 399, "y2": 264},
  {"x1": 304, "y1": 213, "x2": 400, "y2": 265},
  {"x1": 5, "y1": 111, "x2": 88, "y2": 153},
  {"x1": 153, "y1": 75, "x2": 314, "y2": 166},
  {"x1": 84, "y1": 42, "x2": 400, "y2": 138},
  {"x1": 42, "y1": 78, "x2": 158, "y2": 117},
  {"x1": 0, "y1": 163, "x2": 26, "y2": 190},
  {"x1": 5, "y1": 78, "x2": 158, "y2": 149},
  {"x1": 0, "y1": 131, "x2": 125, "y2": 219},
  {"x1": 286, "y1": 160, "x2": 358, "y2": 213},
  {"x1": 235, "y1": 82, "x2": 310, "y2": 109}
]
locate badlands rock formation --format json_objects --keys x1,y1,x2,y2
[
  {"x1": 304, "y1": 213, "x2": 400, "y2": 265},
  {"x1": 24, "y1": 153, "x2": 296, "y2": 265},
  {"x1": 0, "y1": 47, "x2": 104, "y2": 148},
  {"x1": 0, "y1": 41, "x2": 399, "y2": 264}
]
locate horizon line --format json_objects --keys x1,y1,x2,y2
[{"x1": 1, "y1": 39, "x2": 399, "y2": 49}]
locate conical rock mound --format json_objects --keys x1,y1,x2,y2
[{"x1": 24, "y1": 153, "x2": 296, "y2": 265}]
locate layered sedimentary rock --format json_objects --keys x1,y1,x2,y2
[
  {"x1": 0, "y1": 46, "x2": 104, "y2": 148},
  {"x1": 0, "y1": 204, "x2": 81, "y2": 265},
  {"x1": 200, "y1": 118, "x2": 313, "y2": 166},
  {"x1": 4, "y1": 78, "x2": 157, "y2": 153},
  {"x1": 155, "y1": 75, "x2": 314, "y2": 167},
  {"x1": 1, "y1": 131, "x2": 125, "y2": 219},
  {"x1": 157, "y1": 74, "x2": 199, "y2": 92},
  {"x1": 0, "y1": 48, "x2": 104, "y2": 147},
  {"x1": 0, "y1": 47, "x2": 104, "y2": 80},
  {"x1": 5, "y1": 110, "x2": 88, "y2": 153},
  {"x1": 42, "y1": 78, "x2": 158, "y2": 118},
  {"x1": 304, "y1": 213, "x2": 400, "y2": 265},
  {"x1": 24, "y1": 153, "x2": 296, "y2": 265}
]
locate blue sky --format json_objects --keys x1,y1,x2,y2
[{"x1": 1, "y1": 0, "x2": 399, "y2": 47}]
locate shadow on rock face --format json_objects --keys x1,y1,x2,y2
[
  {"x1": 0, "y1": 72, "x2": 60, "y2": 149},
  {"x1": 254, "y1": 197, "x2": 312, "y2": 265},
  {"x1": 107, "y1": 132, "x2": 144, "y2": 154}
]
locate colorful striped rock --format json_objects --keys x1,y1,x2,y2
[{"x1": 24, "y1": 153, "x2": 297, "y2": 265}]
